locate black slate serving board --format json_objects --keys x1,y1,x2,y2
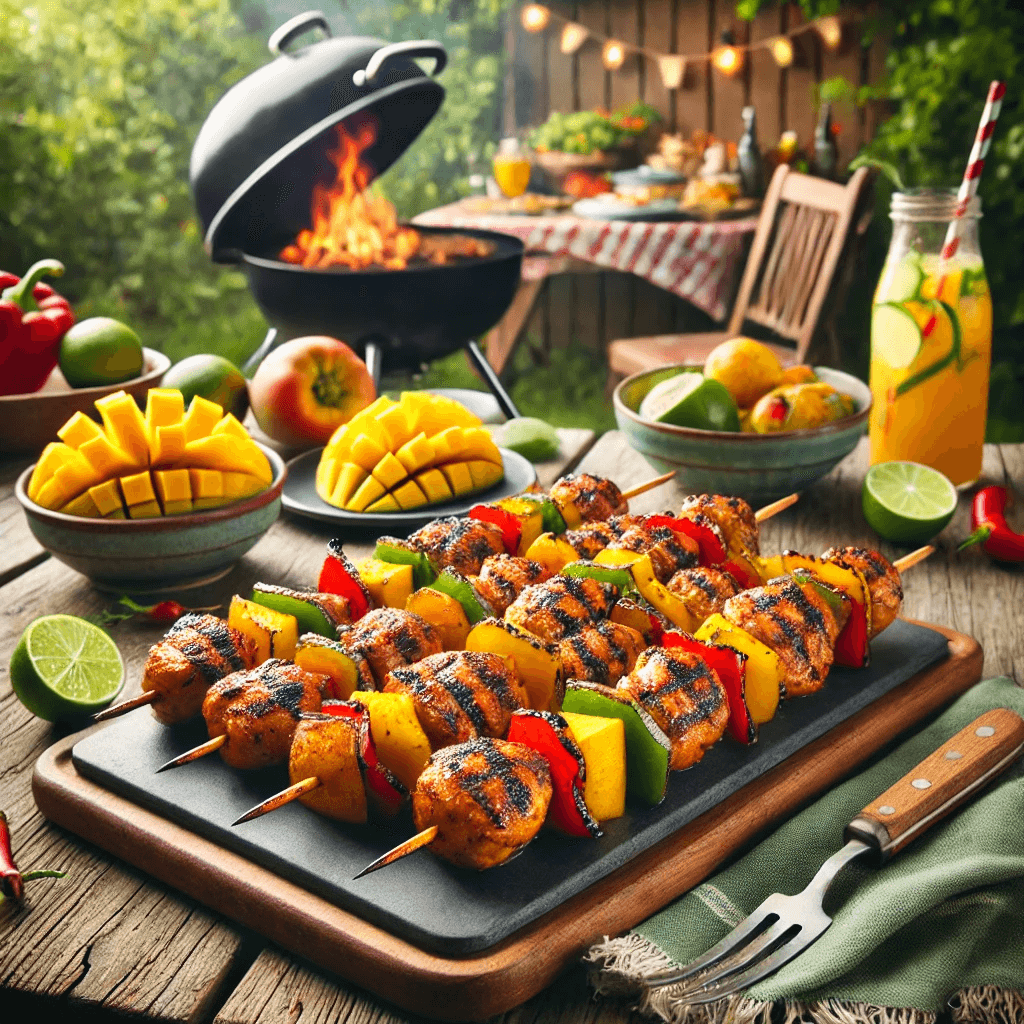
[{"x1": 72, "y1": 618, "x2": 949, "y2": 956}]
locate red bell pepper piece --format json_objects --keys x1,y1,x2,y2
[
  {"x1": 662, "y1": 632, "x2": 755, "y2": 744},
  {"x1": 0, "y1": 260, "x2": 75, "y2": 395},
  {"x1": 507, "y1": 709, "x2": 602, "y2": 838},
  {"x1": 318, "y1": 540, "x2": 372, "y2": 620},
  {"x1": 833, "y1": 593, "x2": 870, "y2": 669},
  {"x1": 720, "y1": 556, "x2": 761, "y2": 590},
  {"x1": 959, "y1": 486, "x2": 1024, "y2": 562},
  {"x1": 647, "y1": 513, "x2": 726, "y2": 565},
  {"x1": 469, "y1": 503, "x2": 521, "y2": 555}
]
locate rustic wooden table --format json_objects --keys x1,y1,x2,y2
[{"x1": 1, "y1": 433, "x2": 1021, "y2": 1023}]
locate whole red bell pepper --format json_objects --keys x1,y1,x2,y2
[
  {"x1": 0, "y1": 260, "x2": 75, "y2": 395},
  {"x1": 959, "y1": 486, "x2": 1024, "y2": 562}
]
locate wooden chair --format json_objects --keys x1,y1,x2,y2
[{"x1": 607, "y1": 164, "x2": 873, "y2": 379}]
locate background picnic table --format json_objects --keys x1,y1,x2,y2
[{"x1": 1, "y1": 432, "x2": 1021, "y2": 1022}]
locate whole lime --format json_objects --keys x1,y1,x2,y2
[
  {"x1": 59, "y1": 317, "x2": 144, "y2": 388},
  {"x1": 162, "y1": 354, "x2": 249, "y2": 420}
]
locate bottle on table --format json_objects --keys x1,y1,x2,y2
[
  {"x1": 814, "y1": 102, "x2": 838, "y2": 179},
  {"x1": 492, "y1": 137, "x2": 532, "y2": 199},
  {"x1": 737, "y1": 106, "x2": 764, "y2": 199},
  {"x1": 869, "y1": 189, "x2": 993, "y2": 487}
]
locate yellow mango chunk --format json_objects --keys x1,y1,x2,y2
[
  {"x1": 153, "y1": 469, "x2": 192, "y2": 515},
  {"x1": 392, "y1": 478, "x2": 427, "y2": 510},
  {"x1": 78, "y1": 432, "x2": 138, "y2": 480},
  {"x1": 370, "y1": 451, "x2": 409, "y2": 491},
  {"x1": 375, "y1": 403, "x2": 413, "y2": 450},
  {"x1": 366, "y1": 493, "x2": 401, "y2": 513},
  {"x1": 60, "y1": 491, "x2": 102, "y2": 517},
  {"x1": 406, "y1": 588, "x2": 471, "y2": 651},
  {"x1": 28, "y1": 443, "x2": 73, "y2": 501},
  {"x1": 119, "y1": 470, "x2": 157, "y2": 508},
  {"x1": 94, "y1": 391, "x2": 149, "y2": 468},
  {"x1": 467, "y1": 618, "x2": 562, "y2": 711},
  {"x1": 227, "y1": 594, "x2": 298, "y2": 663},
  {"x1": 395, "y1": 432, "x2": 435, "y2": 475},
  {"x1": 349, "y1": 691, "x2": 432, "y2": 790},
  {"x1": 188, "y1": 468, "x2": 225, "y2": 509},
  {"x1": 57, "y1": 411, "x2": 104, "y2": 450},
  {"x1": 88, "y1": 479, "x2": 126, "y2": 518},
  {"x1": 211, "y1": 413, "x2": 250, "y2": 441},
  {"x1": 431, "y1": 426, "x2": 464, "y2": 464},
  {"x1": 150, "y1": 422, "x2": 187, "y2": 467},
  {"x1": 222, "y1": 472, "x2": 265, "y2": 500},
  {"x1": 180, "y1": 435, "x2": 272, "y2": 483},
  {"x1": 357, "y1": 558, "x2": 414, "y2": 609},
  {"x1": 524, "y1": 532, "x2": 579, "y2": 574},
  {"x1": 414, "y1": 468, "x2": 453, "y2": 504},
  {"x1": 438, "y1": 460, "x2": 474, "y2": 497},
  {"x1": 316, "y1": 455, "x2": 342, "y2": 502},
  {"x1": 182, "y1": 395, "x2": 224, "y2": 444},
  {"x1": 467, "y1": 459, "x2": 503, "y2": 491},
  {"x1": 346, "y1": 474, "x2": 387, "y2": 512},
  {"x1": 561, "y1": 711, "x2": 626, "y2": 822},
  {"x1": 348, "y1": 432, "x2": 389, "y2": 473},
  {"x1": 48, "y1": 456, "x2": 102, "y2": 509},
  {"x1": 145, "y1": 388, "x2": 185, "y2": 461},
  {"x1": 128, "y1": 499, "x2": 163, "y2": 519},
  {"x1": 330, "y1": 463, "x2": 367, "y2": 508},
  {"x1": 461, "y1": 427, "x2": 502, "y2": 462}
]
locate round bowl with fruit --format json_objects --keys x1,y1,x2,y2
[
  {"x1": 614, "y1": 338, "x2": 870, "y2": 502},
  {"x1": 16, "y1": 387, "x2": 286, "y2": 593}
]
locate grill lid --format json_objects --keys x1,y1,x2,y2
[{"x1": 190, "y1": 11, "x2": 446, "y2": 262}]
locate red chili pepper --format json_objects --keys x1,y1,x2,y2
[
  {"x1": 959, "y1": 486, "x2": 1024, "y2": 562},
  {"x1": 0, "y1": 260, "x2": 76, "y2": 395},
  {"x1": 0, "y1": 810, "x2": 65, "y2": 902},
  {"x1": 469, "y1": 503, "x2": 522, "y2": 555},
  {"x1": 318, "y1": 540, "x2": 372, "y2": 619},
  {"x1": 98, "y1": 597, "x2": 221, "y2": 625}
]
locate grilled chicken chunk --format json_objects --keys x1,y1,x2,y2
[
  {"x1": 412, "y1": 738, "x2": 553, "y2": 869},
  {"x1": 558, "y1": 620, "x2": 646, "y2": 686},
  {"x1": 564, "y1": 521, "x2": 620, "y2": 559},
  {"x1": 473, "y1": 555, "x2": 553, "y2": 617},
  {"x1": 143, "y1": 614, "x2": 258, "y2": 726},
  {"x1": 336, "y1": 608, "x2": 443, "y2": 688},
  {"x1": 505, "y1": 575, "x2": 618, "y2": 644},
  {"x1": 822, "y1": 546, "x2": 903, "y2": 638},
  {"x1": 202, "y1": 660, "x2": 331, "y2": 769},
  {"x1": 723, "y1": 576, "x2": 845, "y2": 697},
  {"x1": 614, "y1": 524, "x2": 699, "y2": 583},
  {"x1": 680, "y1": 494, "x2": 760, "y2": 555},
  {"x1": 384, "y1": 650, "x2": 527, "y2": 750},
  {"x1": 408, "y1": 516, "x2": 506, "y2": 577},
  {"x1": 550, "y1": 473, "x2": 628, "y2": 523},
  {"x1": 667, "y1": 566, "x2": 742, "y2": 623},
  {"x1": 619, "y1": 647, "x2": 728, "y2": 771}
]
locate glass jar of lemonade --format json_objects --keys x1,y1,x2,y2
[
  {"x1": 492, "y1": 137, "x2": 532, "y2": 199},
  {"x1": 869, "y1": 189, "x2": 992, "y2": 486}
]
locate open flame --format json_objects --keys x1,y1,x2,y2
[{"x1": 279, "y1": 120, "x2": 422, "y2": 270}]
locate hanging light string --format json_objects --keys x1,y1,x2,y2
[{"x1": 520, "y1": 4, "x2": 847, "y2": 83}]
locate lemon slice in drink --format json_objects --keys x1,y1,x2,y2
[
  {"x1": 9, "y1": 615, "x2": 124, "y2": 722},
  {"x1": 639, "y1": 372, "x2": 740, "y2": 431},
  {"x1": 862, "y1": 462, "x2": 957, "y2": 545}
]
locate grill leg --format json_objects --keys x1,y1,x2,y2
[
  {"x1": 465, "y1": 340, "x2": 520, "y2": 420},
  {"x1": 242, "y1": 327, "x2": 278, "y2": 377},
  {"x1": 364, "y1": 341, "x2": 384, "y2": 392}
]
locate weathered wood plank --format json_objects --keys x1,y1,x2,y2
[
  {"x1": 710, "y1": 0, "x2": 747, "y2": 141},
  {"x1": 674, "y1": 0, "x2": 711, "y2": 135},
  {"x1": 747, "y1": 4, "x2": 783, "y2": 155},
  {"x1": 785, "y1": 6, "x2": 819, "y2": 159},
  {"x1": 0, "y1": 459, "x2": 48, "y2": 586}
]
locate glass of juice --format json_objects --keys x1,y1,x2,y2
[
  {"x1": 492, "y1": 137, "x2": 532, "y2": 199},
  {"x1": 869, "y1": 188, "x2": 992, "y2": 487}
]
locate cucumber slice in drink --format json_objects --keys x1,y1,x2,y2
[
  {"x1": 638, "y1": 372, "x2": 740, "y2": 432},
  {"x1": 880, "y1": 255, "x2": 925, "y2": 302},
  {"x1": 871, "y1": 302, "x2": 923, "y2": 369}
]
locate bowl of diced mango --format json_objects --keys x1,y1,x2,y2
[{"x1": 16, "y1": 387, "x2": 285, "y2": 592}]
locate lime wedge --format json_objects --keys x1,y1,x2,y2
[
  {"x1": 871, "y1": 302, "x2": 922, "y2": 369},
  {"x1": 493, "y1": 417, "x2": 560, "y2": 461},
  {"x1": 862, "y1": 462, "x2": 957, "y2": 544},
  {"x1": 639, "y1": 372, "x2": 740, "y2": 432},
  {"x1": 9, "y1": 615, "x2": 124, "y2": 722}
]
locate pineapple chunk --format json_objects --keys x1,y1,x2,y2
[
  {"x1": 330, "y1": 463, "x2": 368, "y2": 508},
  {"x1": 88, "y1": 479, "x2": 126, "y2": 518},
  {"x1": 391, "y1": 478, "x2": 427, "y2": 510},
  {"x1": 227, "y1": 594, "x2": 298, "y2": 663},
  {"x1": 560, "y1": 711, "x2": 626, "y2": 822},
  {"x1": 347, "y1": 474, "x2": 387, "y2": 512},
  {"x1": 357, "y1": 557, "x2": 415, "y2": 608},
  {"x1": 182, "y1": 395, "x2": 224, "y2": 444},
  {"x1": 395, "y1": 432, "x2": 435, "y2": 475},
  {"x1": 366, "y1": 493, "x2": 401, "y2": 513},
  {"x1": 57, "y1": 411, "x2": 104, "y2": 450},
  {"x1": 94, "y1": 391, "x2": 149, "y2": 468},
  {"x1": 153, "y1": 469, "x2": 192, "y2": 515},
  {"x1": 467, "y1": 459, "x2": 503, "y2": 491},
  {"x1": 414, "y1": 468, "x2": 453, "y2": 504},
  {"x1": 349, "y1": 691, "x2": 433, "y2": 789},
  {"x1": 370, "y1": 451, "x2": 409, "y2": 491},
  {"x1": 348, "y1": 432, "x2": 389, "y2": 473},
  {"x1": 438, "y1": 461, "x2": 475, "y2": 497}
]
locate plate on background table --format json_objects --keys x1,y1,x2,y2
[
  {"x1": 280, "y1": 446, "x2": 536, "y2": 530},
  {"x1": 571, "y1": 196, "x2": 689, "y2": 222}
]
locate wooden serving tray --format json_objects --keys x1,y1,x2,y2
[{"x1": 33, "y1": 622, "x2": 981, "y2": 1021}]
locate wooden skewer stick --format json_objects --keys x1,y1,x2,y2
[
  {"x1": 621, "y1": 471, "x2": 676, "y2": 501},
  {"x1": 93, "y1": 690, "x2": 156, "y2": 722},
  {"x1": 155, "y1": 733, "x2": 227, "y2": 773},
  {"x1": 894, "y1": 544, "x2": 935, "y2": 575},
  {"x1": 754, "y1": 492, "x2": 799, "y2": 523},
  {"x1": 353, "y1": 825, "x2": 440, "y2": 879},
  {"x1": 232, "y1": 776, "x2": 323, "y2": 826}
]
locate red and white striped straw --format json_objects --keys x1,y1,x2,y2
[{"x1": 941, "y1": 80, "x2": 1006, "y2": 260}]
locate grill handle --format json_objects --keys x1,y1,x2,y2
[
  {"x1": 353, "y1": 41, "x2": 447, "y2": 87},
  {"x1": 268, "y1": 11, "x2": 331, "y2": 57}
]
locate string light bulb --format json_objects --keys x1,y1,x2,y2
[
  {"x1": 520, "y1": 4, "x2": 551, "y2": 32},
  {"x1": 769, "y1": 36, "x2": 794, "y2": 67},
  {"x1": 815, "y1": 15, "x2": 842, "y2": 50},
  {"x1": 657, "y1": 55, "x2": 686, "y2": 90},
  {"x1": 712, "y1": 45, "x2": 743, "y2": 76},
  {"x1": 602, "y1": 40, "x2": 626, "y2": 70},
  {"x1": 560, "y1": 22, "x2": 588, "y2": 54}
]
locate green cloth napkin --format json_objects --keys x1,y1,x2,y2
[{"x1": 586, "y1": 677, "x2": 1024, "y2": 1024}]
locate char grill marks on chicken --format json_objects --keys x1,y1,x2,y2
[
  {"x1": 143, "y1": 614, "x2": 258, "y2": 725},
  {"x1": 202, "y1": 659, "x2": 331, "y2": 769},
  {"x1": 473, "y1": 555, "x2": 553, "y2": 617},
  {"x1": 822, "y1": 546, "x2": 903, "y2": 638},
  {"x1": 412, "y1": 738, "x2": 553, "y2": 869},
  {"x1": 505, "y1": 575, "x2": 618, "y2": 644},
  {"x1": 667, "y1": 566, "x2": 742, "y2": 622},
  {"x1": 558, "y1": 620, "x2": 646, "y2": 686},
  {"x1": 564, "y1": 521, "x2": 620, "y2": 559},
  {"x1": 680, "y1": 493, "x2": 760, "y2": 556},
  {"x1": 336, "y1": 608, "x2": 443, "y2": 689},
  {"x1": 408, "y1": 516, "x2": 506, "y2": 577},
  {"x1": 723, "y1": 576, "x2": 845, "y2": 697},
  {"x1": 550, "y1": 473, "x2": 628, "y2": 523},
  {"x1": 619, "y1": 647, "x2": 728, "y2": 771},
  {"x1": 384, "y1": 650, "x2": 527, "y2": 749},
  {"x1": 615, "y1": 524, "x2": 699, "y2": 582}
]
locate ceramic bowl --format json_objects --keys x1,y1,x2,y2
[
  {"x1": 15, "y1": 444, "x2": 285, "y2": 593},
  {"x1": 0, "y1": 348, "x2": 171, "y2": 457},
  {"x1": 613, "y1": 365, "x2": 871, "y2": 503}
]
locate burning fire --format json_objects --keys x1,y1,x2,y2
[{"x1": 279, "y1": 120, "x2": 422, "y2": 270}]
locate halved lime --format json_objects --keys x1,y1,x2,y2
[
  {"x1": 639, "y1": 372, "x2": 740, "y2": 431},
  {"x1": 9, "y1": 615, "x2": 124, "y2": 722},
  {"x1": 862, "y1": 462, "x2": 958, "y2": 545},
  {"x1": 871, "y1": 303, "x2": 922, "y2": 369},
  {"x1": 493, "y1": 417, "x2": 560, "y2": 461}
]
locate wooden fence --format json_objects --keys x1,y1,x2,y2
[{"x1": 503, "y1": 1, "x2": 887, "y2": 365}]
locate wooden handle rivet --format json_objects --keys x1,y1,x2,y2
[
  {"x1": 912, "y1": 778, "x2": 932, "y2": 789},
  {"x1": 878, "y1": 805, "x2": 895, "y2": 815},
  {"x1": 945, "y1": 750, "x2": 962, "y2": 760},
  {"x1": 976, "y1": 726, "x2": 996, "y2": 737}
]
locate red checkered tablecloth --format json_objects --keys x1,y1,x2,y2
[{"x1": 414, "y1": 203, "x2": 758, "y2": 322}]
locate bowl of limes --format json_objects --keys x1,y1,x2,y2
[{"x1": 613, "y1": 349, "x2": 870, "y2": 503}]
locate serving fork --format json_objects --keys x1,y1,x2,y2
[{"x1": 644, "y1": 707, "x2": 1024, "y2": 1002}]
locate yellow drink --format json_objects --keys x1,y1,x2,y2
[{"x1": 493, "y1": 156, "x2": 532, "y2": 198}]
